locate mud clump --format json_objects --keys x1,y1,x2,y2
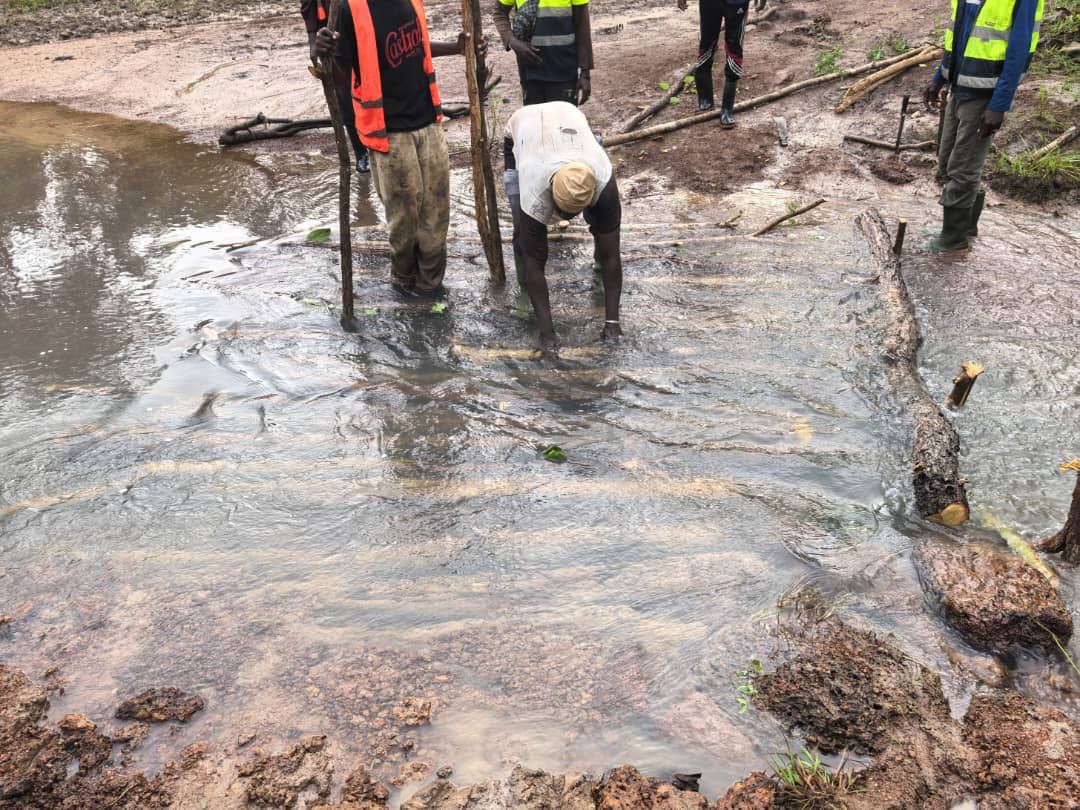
[
  {"x1": 237, "y1": 734, "x2": 333, "y2": 808},
  {"x1": 963, "y1": 691, "x2": 1080, "y2": 805},
  {"x1": 0, "y1": 664, "x2": 172, "y2": 809},
  {"x1": 754, "y1": 619, "x2": 951, "y2": 755},
  {"x1": 913, "y1": 539, "x2": 1073, "y2": 653},
  {"x1": 402, "y1": 764, "x2": 709, "y2": 810},
  {"x1": 713, "y1": 771, "x2": 778, "y2": 809},
  {"x1": 313, "y1": 765, "x2": 390, "y2": 809},
  {"x1": 115, "y1": 686, "x2": 205, "y2": 722}
]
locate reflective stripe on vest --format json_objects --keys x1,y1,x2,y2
[
  {"x1": 942, "y1": 0, "x2": 1043, "y2": 90},
  {"x1": 348, "y1": 0, "x2": 443, "y2": 154}
]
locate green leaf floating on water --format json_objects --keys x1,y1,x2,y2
[
  {"x1": 430, "y1": 301, "x2": 448, "y2": 314},
  {"x1": 306, "y1": 227, "x2": 331, "y2": 243},
  {"x1": 361, "y1": 307, "x2": 379, "y2": 316},
  {"x1": 541, "y1": 445, "x2": 567, "y2": 463}
]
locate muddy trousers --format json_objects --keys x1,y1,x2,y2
[
  {"x1": 936, "y1": 95, "x2": 995, "y2": 210},
  {"x1": 695, "y1": 0, "x2": 747, "y2": 102},
  {"x1": 370, "y1": 123, "x2": 451, "y2": 292}
]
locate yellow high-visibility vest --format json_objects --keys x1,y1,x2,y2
[{"x1": 941, "y1": 0, "x2": 1043, "y2": 89}]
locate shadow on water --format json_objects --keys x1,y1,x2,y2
[{"x1": 1, "y1": 101, "x2": 1078, "y2": 799}]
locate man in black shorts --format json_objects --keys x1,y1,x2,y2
[{"x1": 504, "y1": 101, "x2": 622, "y2": 355}]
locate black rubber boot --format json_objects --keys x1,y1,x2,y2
[
  {"x1": 694, "y1": 68, "x2": 714, "y2": 112},
  {"x1": 355, "y1": 149, "x2": 371, "y2": 175},
  {"x1": 928, "y1": 206, "x2": 972, "y2": 252},
  {"x1": 719, "y1": 79, "x2": 737, "y2": 128},
  {"x1": 967, "y1": 189, "x2": 985, "y2": 237}
]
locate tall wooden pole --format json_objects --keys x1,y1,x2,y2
[
  {"x1": 317, "y1": 0, "x2": 356, "y2": 329},
  {"x1": 461, "y1": 0, "x2": 506, "y2": 284}
]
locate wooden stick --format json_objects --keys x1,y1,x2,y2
[
  {"x1": 945, "y1": 361, "x2": 984, "y2": 408},
  {"x1": 620, "y1": 61, "x2": 694, "y2": 133},
  {"x1": 893, "y1": 218, "x2": 907, "y2": 255},
  {"x1": 317, "y1": 0, "x2": 355, "y2": 329},
  {"x1": 462, "y1": 0, "x2": 506, "y2": 284},
  {"x1": 603, "y1": 47, "x2": 937, "y2": 148},
  {"x1": 843, "y1": 134, "x2": 935, "y2": 151},
  {"x1": 751, "y1": 198, "x2": 825, "y2": 237},
  {"x1": 1029, "y1": 124, "x2": 1079, "y2": 161},
  {"x1": 857, "y1": 209, "x2": 969, "y2": 525},
  {"x1": 835, "y1": 47, "x2": 940, "y2": 113}
]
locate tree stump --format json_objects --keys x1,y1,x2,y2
[{"x1": 1040, "y1": 460, "x2": 1080, "y2": 564}]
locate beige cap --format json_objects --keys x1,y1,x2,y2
[{"x1": 551, "y1": 162, "x2": 597, "y2": 215}]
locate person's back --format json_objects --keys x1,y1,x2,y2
[{"x1": 507, "y1": 101, "x2": 611, "y2": 225}]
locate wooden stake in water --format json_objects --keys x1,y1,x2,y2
[
  {"x1": 317, "y1": 0, "x2": 356, "y2": 329},
  {"x1": 461, "y1": 0, "x2": 506, "y2": 284}
]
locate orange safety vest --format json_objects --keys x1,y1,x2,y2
[{"x1": 348, "y1": 0, "x2": 443, "y2": 153}]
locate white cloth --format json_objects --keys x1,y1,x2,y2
[{"x1": 506, "y1": 101, "x2": 612, "y2": 225}]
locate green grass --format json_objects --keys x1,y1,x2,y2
[
  {"x1": 769, "y1": 747, "x2": 863, "y2": 808},
  {"x1": 1031, "y1": 0, "x2": 1080, "y2": 84},
  {"x1": 814, "y1": 45, "x2": 844, "y2": 76},
  {"x1": 996, "y1": 149, "x2": 1080, "y2": 184},
  {"x1": 733, "y1": 658, "x2": 764, "y2": 714}
]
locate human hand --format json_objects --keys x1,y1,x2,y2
[
  {"x1": 976, "y1": 108, "x2": 1004, "y2": 139},
  {"x1": 315, "y1": 26, "x2": 339, "y2": 59},
  {"x1": 754, "y1": 0, "x2": 767, "y2": 11},
  {"x1": 577, "y1": 69, "x2": 591, "y2": 105},
  {"x1": 509, "y1": 36, "x2": 543, "y2": 65},
  {"x1": 923, "y1": 77, "x2": 945, "y2": 110},
  {"x1": 677, "y1": 0, "x2": 688, "y2": 10}
]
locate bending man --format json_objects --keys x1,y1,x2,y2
[
  {"x1": 924, "y1": 0, "x2": 1042, "y2": 251},
  {"x1": 504, "y1": 102, "x2": 622, "y2": 355},
  {"x1": 317, "y1": 0, "x2": 483, "y2": 297}
]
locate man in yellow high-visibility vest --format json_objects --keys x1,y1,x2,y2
[
  {"x1": 493, "y1": 0, "x2": 594, "y2": 107},
  {"x1": 923, "y1": 0, "x2": 1042, "y2": 252}
]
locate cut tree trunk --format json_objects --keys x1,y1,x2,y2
[
  {"x1": 856, "y1": 209, "x2": 969, "y2": 525},
  {"x1": 1040, "y1": 461, "x2": 1080, "y2": 564},
  {"x1": 461, "y1": 0, "x2": 506, "y2": 284}
]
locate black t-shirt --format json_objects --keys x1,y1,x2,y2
[{"x1": 336, "y1": 0, "x2": 436, "y2": 133}]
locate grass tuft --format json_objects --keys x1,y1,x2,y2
[
  {"x1": 814, "y1": 45, "x2": 843, "y2": 76},
  {"x1": 769, "y1": 747, "x2": 863, "y2": 808}
]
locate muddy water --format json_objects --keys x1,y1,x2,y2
[{"x1": 1, "y1": 100, "x2": 1077, "y2": 802}]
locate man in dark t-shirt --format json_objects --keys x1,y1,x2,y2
[
  {"x1": 317, "y1": 1, "x2": 483, "y2": 296},
  {"x1": 300, "y1": 0, "x2": 370, "y2": 173}
]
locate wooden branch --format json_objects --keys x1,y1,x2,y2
[
  {"x1": 945, "y1": 361, "x2": 984, "y2": 409},
  {"x1": 1039, "y1": 460, "x2": 1080, "y2": 564},
  {"x1": 721, "y1": 210, "x2": 743, "y2": 229},
  {"x1": 835, "y1": 47, "x2": 941, "y2": 113},
  {"x1": 603, "y1": 46, "x2": 938, "y2": 148},
  {"x1": 843, "y1": 134, "x2": 935, "y2": 151},
  {"x1": 461, "y1": 0, "x2": 506, "y2": 284},
  {"x1": 1029, "y1": 125, "x2": 1079, "y2": 161},
  {"x1": 857, "y1": 209, "x2": 969, "y2": 525},
  {"x1": 751, "y1": 198, "x2": 825, "y2": 237},
  {"x1": 317, "y1": 0, "x2": 355, "y2": 328},
  {"x1": 620, "y1": 61, "x2": 694, "y2": 133}
]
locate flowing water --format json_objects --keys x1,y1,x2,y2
[{"x1": 1, "y1": 100, "x2": 1078, "y2": 802}]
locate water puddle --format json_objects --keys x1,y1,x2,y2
[{"x1": 1, "y1": 100, "x2": 1077, "y2": 800}]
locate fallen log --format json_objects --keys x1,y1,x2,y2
[
  {"x1": 603, "y1": 46, "x2": 936, "y2": 148},
  {"x1": 843, "y1": 134, "x2": 935, "y2": 151},
  {"x1": 752, "y1": 198, "x2": 825, "y2": 237},
  {"x1": 620, "y1": 61, "x2": 694, "y2": 133},
  {"x1": 218, "y1": 114, "x2": 333, "y2": 145},
  {"x1": 1039, "y1": 460, "x2": 1080, "y2": 564},
  {"x1": 856, "y1": 209, "x2": 969, "y2": 525},
  {"x1": 835, "y1": 47, "x2": 941, "y2": 113}
]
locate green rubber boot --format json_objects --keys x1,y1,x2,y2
[
  {"x1": 966, "y1": 189, "x2": 985, "y2": 237},
  {"x1": 928, "y1": 206, "x2": 972, "y2": 252}
]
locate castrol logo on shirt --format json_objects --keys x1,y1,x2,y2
[{"x1": 386, "y1": 20, "x2": 423, "y2": 68}]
